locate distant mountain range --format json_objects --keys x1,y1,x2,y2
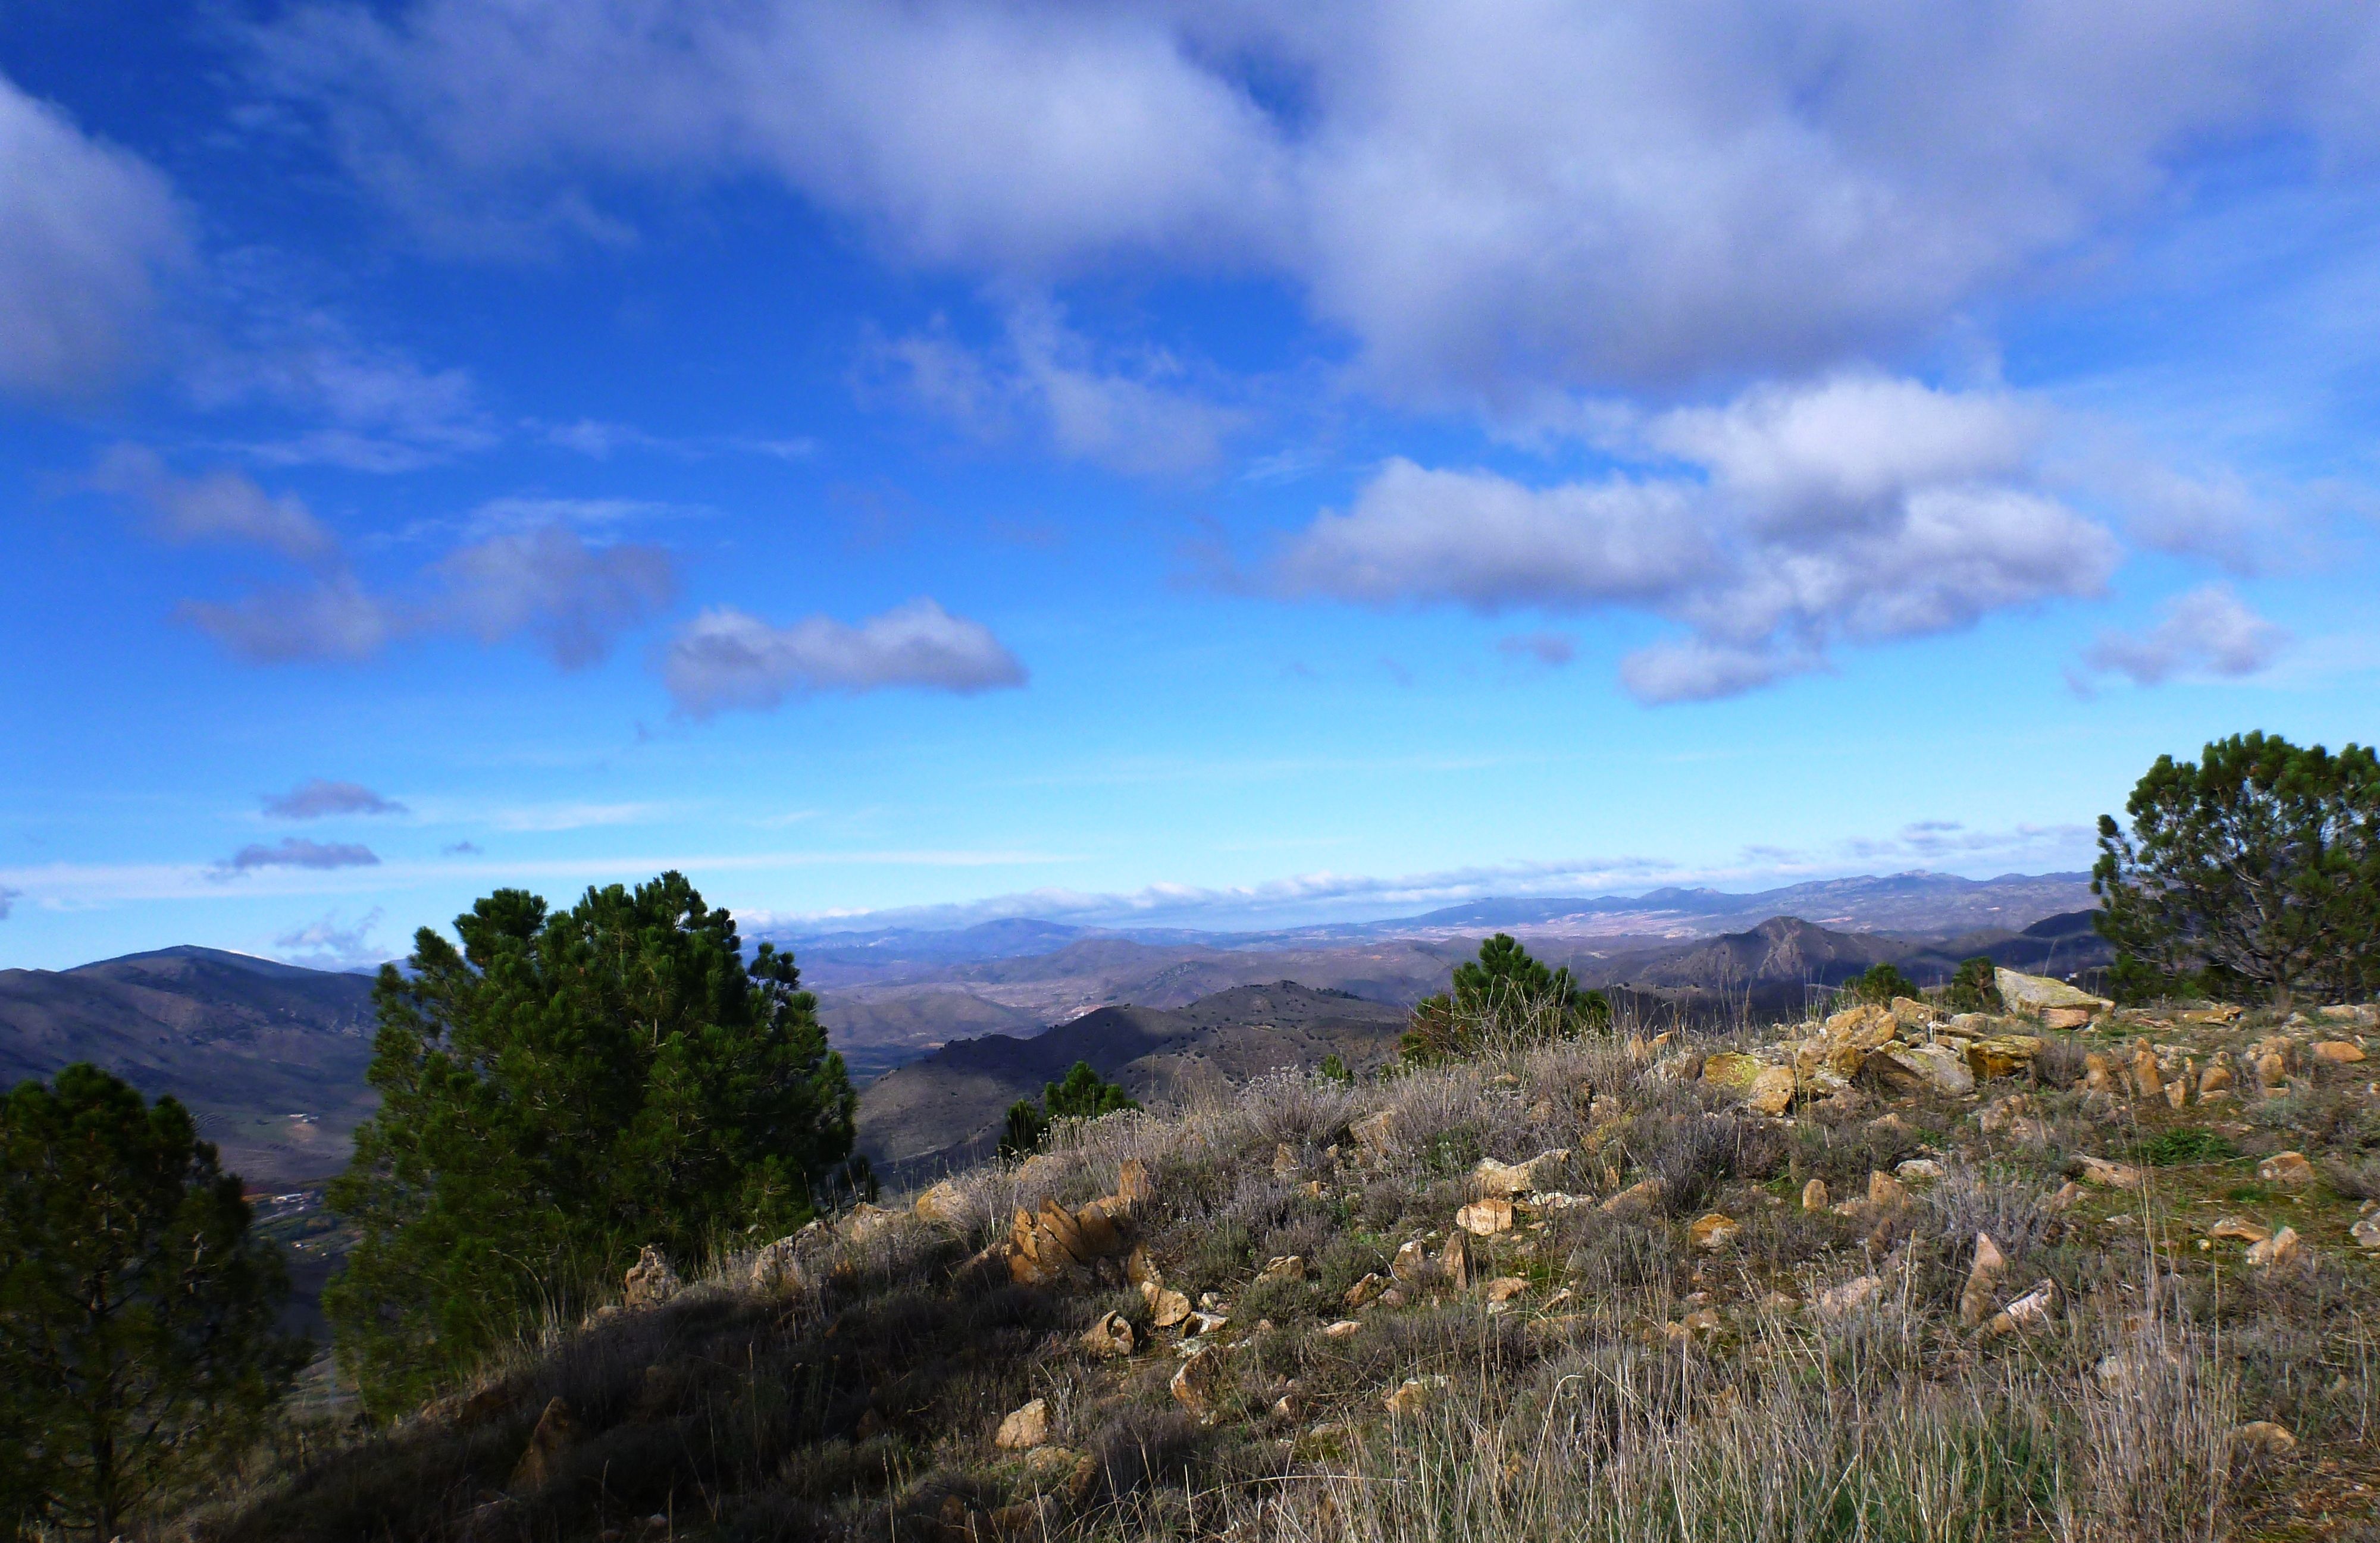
[
  {"x1": 765, "y1": 870, "x2": 2096, "y2": 986},
  {"x1": 1, "y1": 871, "x2": 2106, "y2": 1186},
  {"x1": 0, "y1": 946, "x2": 378, "y2": 1185}
]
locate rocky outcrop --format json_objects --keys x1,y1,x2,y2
[
  {"x1": 1993, "y1": 968, "x2": 2110, "y2": 1020},
  {"x1": 623, "y1": 1246, "x2": 681, "y2": 1308}
]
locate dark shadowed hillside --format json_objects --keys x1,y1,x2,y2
[
  {"x1": 0, "y1": 945, "x2": 378, "y2": 1184},
  {"x1": 855, "y1": 981, "x2": 1409, "y2": 1180}
]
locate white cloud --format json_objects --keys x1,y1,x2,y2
[
  {"x1": 243, "y1": 2, "x2": 2380, "y2": 397},
  {"x1": 2078, "y1": 583, "x2": 2290, "y2": 687},
  {"x1": 1281, "y1": 375, "x2": 2122, "y2": 701},
  {"x1": 660, "y1": 598, "x2": 1027, "y2": 716},
  {"x1": 1279, "y1": 460, "x2": 1712, "y2": 610},
  {"x1": 0, "y1": 72, "x2": 192, "y2": 402},
  {"x1": 872, "y1": 301, "x2": 1244, "y2": 475}
]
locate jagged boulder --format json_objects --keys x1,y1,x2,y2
[
  {"x1": 623, "y1": 1246, "x2": 681, "y2": 1308},
  {"x1": 509, "y1": 1397, "x2": 580, "y2": 1492},
  {"x1": 913, "y1": 1179, "x2": 969, "y2": 1227},
  {"x1": 748, "y1": 1236, "x2": 807, "y2": 1294},
  {"x1": 995, "y1": 1398, "x2": 1051, "y2": 1450}
]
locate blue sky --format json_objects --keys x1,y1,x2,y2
[{"x1": 4, "y1": 2, "x2": 2377, "y2": 970}]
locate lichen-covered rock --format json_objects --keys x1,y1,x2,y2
[
  {"x1": 1081, "y1": 1311, "x2": 1135, "y2": 1358},
  {"x1": 1255, "y1": 1254, "x2": 1305, "y2": 1285},
  {"x1": 623, "y1": 1246, "x2": 681, "y2": 1308},
  {"x1": 2075, "y1": 1155, "x2": 2142, "y2": 1190},
  {"x1": 2313, "y1": 1040, "x2": 2367, "y2": 1064},
  {"x1": 1687, "y1": 1213, "x2": 1740, "y2": 1252},
  {"x1": 1800, "y1": 1178, "x2": 1829, "y2": 1212},
  {"x1": 1457, "y1": 1196, "x2": 1514, "y2": 1235},
  {"x1": 913, "y1": 1180, "x2": 969, "y2": 1227},
  {"x1": 2257, "y1": 1150, "x2": 2315, "y2": 1187},
  {"x1": 1170, "y1": 1348, "x2": 1225, "y2": 1417},
  {"x1": 748, "y1": 1236, "x2": 807, "y2": 1294},
  {"x1": 1994, "y1": 968, "x2": 2110, "y2": 1018},
  {"x1": 995, "y1": 1398, "x2": 1051, "y2": 1450},
  {"x1": 1701, "y1": 1052, "x2": 1762, "y2": 1090},
  {"x1": 1745, "y1": 1066, "x2": 1796, "y2": 1115},
  {"x1": 1964, "y1": 1035, "x2": 2044, "y2": 1080},
  {"x1": 1959, "y1": 1232, "x2": 2008, "y2": 1327}
]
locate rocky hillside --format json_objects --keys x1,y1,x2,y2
[{"x1": 209, "y1": 973, "x2": 2380, "y2": 1542}]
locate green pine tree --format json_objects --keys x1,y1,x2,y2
[
  {"x1": 2094, "y1": 732, "x2": 2380, "y2": 1004},
  {"x1": 1943, "y1": 956, "x2": 2003, "y2": 1014},
  {"x1": 324, "y1": 872, "x2": 857, "y2": 1418},
  {"x1": 997, "y1": 1062, "x2": 1138, "y2": 1159},
  {"x1": 1402, "y1": 933, "x2": 1611, "y2": 1062},
  {"x1": 0, "y1": 1064, "x2": 302, "y2": 1539},
  {"x1": 1846, "y1": 962, "x2": 1923, "y2": 1006}
]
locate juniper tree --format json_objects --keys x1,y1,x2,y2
[
  {"x1": 324, "y1": 872, "x2": 857, "y2": 1417},
  {"x1": 0, "y1": 1065, "x2": 300, "y2": 1540}
]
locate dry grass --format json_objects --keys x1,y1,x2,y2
[{"x1": 177, "y1": 1001, "x2": 2380, "y2": 1543}]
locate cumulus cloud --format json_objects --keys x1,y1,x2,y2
[
  {"x1": 92, "y1": 445, "x2": 339, "y2": 566},
  {"x1": 1282, "y1": 375, "x2": 2121, "y2": 701},
  {"x1": 660, "y1": 598, "x2": 1027, "y2": 716},
  {"x1": 2077, "y1": 583, "x2": 2290, "y2": 688},
  {"x1": 871, "y1": 302, "x2": 1244, "y2": 475},
  {"x1": 0, "y1": 73, "x2": 192, "y2": 402},
  {"x1": 214, "y1": 838, "x2": 381, "y2": 875},
  {"x1": 242, "y1": 2, "x2": 2380, "y2": 396},
  {"x1": 263, "y1": 779, "x2": 408, "y2": 818}
]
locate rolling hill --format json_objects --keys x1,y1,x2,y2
[{"x1": 0, "y1": 946, "x2": 380, "y2": 1185}]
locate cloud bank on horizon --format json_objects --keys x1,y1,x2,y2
[{"x1": 2, "y1": 1, "x2": 2376, "y2": 967}]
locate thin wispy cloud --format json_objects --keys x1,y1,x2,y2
[
  {"x1": 274, "y1": 907, "x2": 384, "y2": 968},
  {"x1": 98, "y1": 449, "x2": 675, "y2": 669},
  {"x1": 263, "y1": 778, "x2": 408, "y2": 819},
  {"x1": 212, "y1": 837, "x2": 381, "y2": 876}
]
